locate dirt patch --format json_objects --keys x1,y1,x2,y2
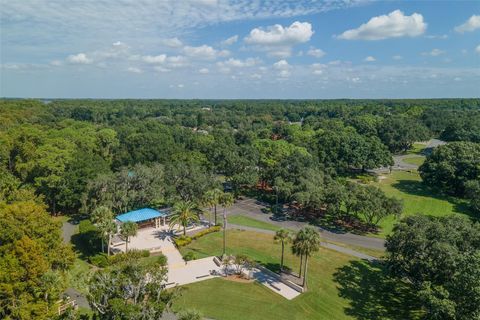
[
  {"x1": 377, "y1": 175, "x2": 387, "y2": 180},
  {"x1": 223, "y1": 274, "x2": 254, "y2": 283}
]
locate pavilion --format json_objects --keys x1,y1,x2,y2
[{"x1": 115, "y1": 208, "x2": 171, "y2": 229}]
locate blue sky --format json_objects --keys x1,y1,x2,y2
[{"x1": 1, "y1": 0, "x2": 479, "y2": 99}]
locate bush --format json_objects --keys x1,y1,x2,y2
[
  {"x1": 109, "y1": 249, "x2": 150, "y2": 265},
  {"x1": 173, "y1": 235, "x2": 192, "y2": 247},
  {"x1": 89, "y1": 253, "x2": 109, "y2": 267},
  {"x1": 191, "y1": 226, "x2": 221, "y2": 240},
  {"x1": 78, "y1": 219, "x2": 97, "y2": 234},
  {"x1": 156, "y1": 253, "x2": 168, "y2": 266},
  {"x1": 183, "y1": 251, "x2": 196, "y2": 261}
]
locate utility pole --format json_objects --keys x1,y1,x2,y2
[{"x1": 223, "y1": 209, "x2": 227, "y2": 256}]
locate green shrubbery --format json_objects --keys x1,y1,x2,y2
[
  {"x1": 89, "y1": 249, "x2": 152, "y2": 267},
  {"x1": 183, "y1": 251, "x2": 196, "y2": 261},
  {"x1": 89, "y1": 253, "x2": 109, "y2": 267},
  {"x1": 174, "y1": 235, "x2": 192, "y2": 247},
  {"x1": 174, "y1": 226, "x2": 221, "y2": 247},
  {"x1": 191, "y1": 225, "x2": 221, "y2": 240}
]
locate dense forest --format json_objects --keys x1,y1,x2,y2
[{"x1": 1, "y1": 98, "x2": 480, "y2": 319}]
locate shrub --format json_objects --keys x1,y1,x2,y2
[
  {"x1": 109, "y1": 249, "x2": 151, "y2": 265},
  {"x1": 191, "y1": 226, "x2": 221, "y2": 240},
  {"x1": 89, "y1": 253, "x2": 109, "y2": 267},
  {"x1": 183, "y1": 251, "x2": 196, "y2": 261},
  {"x1": 78, "y1": 219, "x2": 97, "y2": 234},
  {"x1": 173, "y1": 235, "x2": 192, "y2": 247},
  {"x1": 156, "y1": 253, "x2": 168, "y2": 266}
]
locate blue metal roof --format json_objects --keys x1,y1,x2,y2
[{"x1": 116, "y1": 208, "x2": 169, "y2": 223}]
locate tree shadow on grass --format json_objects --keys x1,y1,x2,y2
[
  {"x1": 71, "y1": 231, "x2": 102, "y2": 261},
  {"x1": 392, "y1": 179, "x2": 476, "y2": 218},
  {"x1": 333, "y1": 260, "x2": 422, "y2": 320}
]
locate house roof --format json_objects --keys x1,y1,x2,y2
[{"x1": 116, "y1": 208, "x2": 170, "y2": 223}]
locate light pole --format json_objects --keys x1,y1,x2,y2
[{"x1": 223, "y1": 208, "x2": 227, "y2": 257}]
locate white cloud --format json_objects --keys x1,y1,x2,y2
[
  {"x1": 364, "y1": 56, "x2": 376, "y2": 62},
  {"x1": 338, "y1": 10, "x2": 426, "y2": 40},
  {"x1": 422, "y1": 48, "x2": 445, "y2": 56},
  {"x1": 311, "y1": 63, "x2": 326, "y2": 75},
  {"x1": 198, "y1": 68, "x2": 209, "y2": 74},
  {"x1": 67, "y1": 53, "x2": 92, "y2": 64},
  {"x1": 178, "y1": 84, "x2": 184, "y2": 88},
  {"x1": 307, "y1": 47, "x2": 326, "y2": 58},
  {"x1": 273, "y1": 59, "x2": 290, "y2": 70},
  {"x1": 162, "y1": 37, "x2": 183, "y2": 48},
  {"x1": 476, "y1": 45, "x2": 480, "y2": 54},
  {"x1": 217, "y1": 57, "x2": 260, "y2": 68},
  {"x1": 142, "y1": 54, "x2": 167, "y2": 64},
  {"x1": 50, "y1": 60, "x2": 63, "y2": 66},
  {"x1": 222, "y1": 35, "x2": 238, "y2": 45},
  {"x1": 127, "y1": 67, "x2": 142, "y2": 73},
  {"x1": 392, "y1": 55, "x2": 403, "y2": 60},
  {"x1": 165, "y1": 55, "x2": 189, "y2": 68},
  {"x1": 425, "y1": 34, "x2": 448, "y2": 39},
  {"x1": 183, "y1": 45, "x2": 229, "y2": 60},
  {"x1": 455, "y1": 15, "x2": 480, "y2": 33},
  {"x1": 154, "y1": 66, "x2": 171, "y2": 73},
  {"x1": 245, "y1": 21, "x2": 313, "y2": 46}
]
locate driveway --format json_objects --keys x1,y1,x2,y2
[{"x1": 227, "y1": 198, "x2": 386, "y2": 251}]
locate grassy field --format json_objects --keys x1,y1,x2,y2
[
  {"x1": 373, "y1": 170, "x2": 471, "y2": 237},
  {"x1": 227, "y1": 215, "x2": 384, "y2": 258},
  {"x1": 228, "y1": 214, "x2": 285, "y2": 231},
  {"x1": 406, "y1": 142, "x2": 427, "y2": 155},
  {"x1": 176, "y1": 230, "x2": 420, "y2": 320},
  {"x1": 402, "y1": 156, "x2": 425, "y2": 166}
]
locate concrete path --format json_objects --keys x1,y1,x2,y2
[
  {"x1": 392, "y1": 154, "x2": 423, "y2": 170},
  {"x1": 65, "y1": 287, "x2": 89, "y2": 309},
  {"x1": 61, "y1": 220, "x2": 77, "y2": 243},
  {"x1": 166, "y1": 257, "x2": 221, "y2": 288},
  {"x1": 228, "y1": 224, "x2": 377, "y2": 261},
  {"x1": 227, "y1": 198, "x2": 386, "y2": 251},
  {"x1": 251, "y1": 268, "x2": 301, "y2": 300}
]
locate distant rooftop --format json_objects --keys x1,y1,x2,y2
[{"x1": 116, "y1": 208, "x2": 170, "y2": 223}]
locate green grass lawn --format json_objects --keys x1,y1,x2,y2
[
  {"x1": 176, "y1": 230, "x2": 420, "y2": 320},
  {"x1": 373, "y1": 170, "x2": 471, "y2": 237},
  {"x1": 406, "y1": 142, "x2": 426, "y2": 155},
  {"x1": 402, "y1": 156, "x2": 425, "y2": 166},
  {"x1": 227, "y1": 215, "x2": 384, "y2": 258},
  {"x1": 228, "y1": 214, "x2": 284, "y2": 232}
]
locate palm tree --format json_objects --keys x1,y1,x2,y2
[
  {"x1": 91, "y1": 206, "x2": 114, "y2": 253},
  {"x1": 169, "y1": 201, "x2": 200, "y2": 236},
  {"x1": 220, "y1": 193, "x2": 234, "y2": 256},
  {"x1": 104, "y1": 220, "x2": 117, "y2": 256},
  {"x1": 204, "y1": 188, "x2": 223, "y2": 225},
  {"x1": 292, "y1": 227, "x2": 321, "y2": 290},
  {"x1": 120, "y1": 221, "x2": 138, "y2": 252},
  {"x1": 274, "y1": 229, "x2": 292, "y2": 272}
]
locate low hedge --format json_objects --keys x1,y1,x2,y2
[
  {"x1": 191, "y1": 225, "x2": 221, "y2": 240},
  {"x1": 174, "y1": 226, "x2": 221, "y2": 247},
  {"x1": 174, "y1": 235, "x2": 192, "y2": 247}
]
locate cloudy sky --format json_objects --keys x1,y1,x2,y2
[{"x1": 1, "y1": 0, "x2": 479, "y2": 99}]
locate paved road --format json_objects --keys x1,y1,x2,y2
[
  {"x1": 392, "y1": 154, "x2": 423, "y2": 170},
  {"x1": 227, "y1": 198, "x2": 386, "y2": 251},
  {"x1": 61, "y1": 220, "x2": 77, "y2": 243},
  {"x1": 228, "y1": 224, "x2": 376, "y2": 261}
]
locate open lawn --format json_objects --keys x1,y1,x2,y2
[
  {"x1": 227, "y1": 215, "x2": 384, "y2": 258},
  {"x1": 228, "y1": 214, "x2": 284, "y2": 231},
  {"x1": 406, "y1": 142, "x2": 427, "y2": 155},
  {"x1": 373, "y1": 170, "x2": 471, "y2": 237},
  {"x1": 402, "y1": 156, "x2": 425, "y2": 166},
  {"x1": 176, "y1": 230, "x2": 420, "y2": 320}
]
